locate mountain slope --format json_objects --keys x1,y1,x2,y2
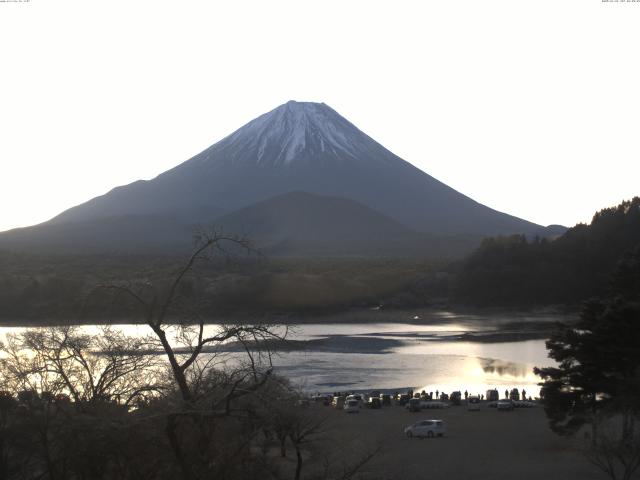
[
  {"x1": 0, "y1": 192, "x2": 482, "y2": 257},
  {"x1": 50, "y1": 101, "x2": 542, "y2": 237},
  {"x1": 213, "y1": 191, "x2": 479, "y2": 256},
  {"x1": 0, "y1": 214, "x2": 195, "y2": 254},
  {"x1": 215, "y1": 191, "x2": 418, "y2": 252}
]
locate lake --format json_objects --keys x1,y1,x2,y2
[
  {"x1": 266, "y1": 320, "x2": 554, "y2": 397},
  {"x1": 0, "y1": 310, "x2": 562, "y2": 397}
]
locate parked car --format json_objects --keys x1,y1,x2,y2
[
  {"x1": 367, "y1": 397, "x2": 382, "y2": 409},
  {"x1": 450, "y1": 391, "x2": 462, "y2": 406},
  {"x1": 332, "y1": 396, "x2": 345, "y2": 409},
  {"x1": 380, "y1": 394, "x2": 391, "y2": 406},
  {"x1": 407, "y1": 398, "x2": 422, "y2": 412},
  {"x1": 344, "y1": 399, "x2": 360, "y2": 413},
  {"x1": 497, "y1": 399, "x2": 514, "y2": 411},
  {"x1": 346, "y1": 394, "x2": 364, "y2": 406},
  {"x1": 509, "y1": 388, "x2": 520, "y2": 401},
  {"x1": 467, "y1": 395, "x2": 480, "y2": 411},
  {"x1": 404, "y1": 419, "x2": 446, "y2": 438}
]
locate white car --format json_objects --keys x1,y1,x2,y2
[
  {"x1": 404, "y1": 419, "x2": 446, "y2": 438},
  {"x1": 344, "y1": 399, "x2": 360, "y2": 413}
]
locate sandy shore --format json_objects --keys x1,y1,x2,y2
[{"x1": 302, "y1": 401, "x2": 599, "y2": 480}]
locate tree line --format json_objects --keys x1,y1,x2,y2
[{"x1": 452, "y1": 197, "x2": 640, "y2": 306}]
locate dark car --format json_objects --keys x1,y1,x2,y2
[
  {"x1": 367, "y1": 397, "x2": 382, "y2": 409},
  {"x1": 398, "y1": 394, "x2": 411, "y2": 406},
  {"x1": 380, "y1": 394, "x2": 392, "y2": 406},
  {"x1": 407, "y1": 398, "x2": 422, "y2": 412}
]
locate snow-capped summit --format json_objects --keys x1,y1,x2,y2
[{"x1": 194, "y1": 100, "x2": 396, "y2": 168}]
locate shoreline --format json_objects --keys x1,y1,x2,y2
[{"x1": 0, "y1": 305, "x2": 577, "y2": 328}]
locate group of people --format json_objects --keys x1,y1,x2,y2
[
  {"x1": 402, "y1": 387, "x2": 533, "y2": 402},
  {"x1": 487, "y1": 388, "x2": 533, "y2": 401},
  {"x1": 504, "y1": 388, "x2": 532, "y2": 401},
  {"x1": 404, "y1": 389, "x2": 454, "y2": 401},
  {"x1": 328, "y1": 387, "x2": 535, "y2": 402}
]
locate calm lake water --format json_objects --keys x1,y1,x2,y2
[{"x1": 0, "y1": 311, "x2": 560, "y2": 397}]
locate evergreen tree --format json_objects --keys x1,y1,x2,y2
[{"x1": 535, "y1": 246, "x2": 640, "y2": 439}]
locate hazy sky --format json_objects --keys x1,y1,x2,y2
[{"x1": 1, "y1": 0, "x2": 639, "y2": 233}]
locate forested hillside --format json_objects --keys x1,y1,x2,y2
[
  {"x1": 453, "y1": 197, "x2": 640, "y2": 306},
  {"x1": 0, "y1": 252, "x2": 433, "y2": 323}
]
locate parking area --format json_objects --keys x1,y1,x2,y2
[{"x1": 318, "y1": 401, "x2": 600, "y2": 480}]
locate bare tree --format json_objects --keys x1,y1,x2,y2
[
  {"x1": 289, "y1": 409, "x2": 327, "y2": 480},
  {"x1": 0, "y1": 326, "x2": 168, "y2": 480},
  {"x1": 90, "y1": 230, "x2": 290, "y2": 480},
  {"x1": 1, "y1": 326, "x2": 162, "y2": 407},
  {"x1": 585, "y1": 413, "x2": 640, "y2": 480},
  {"x1": 96, "y1": 230, "x2": 285, "y2": 405}
]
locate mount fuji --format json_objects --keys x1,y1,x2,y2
[{"x1": 0, "y1": 101, "x2": 558, "y2": 255}]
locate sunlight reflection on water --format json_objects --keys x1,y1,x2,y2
[{"x1": 0, "y1": 319, "x2": 556, "y2": 396}]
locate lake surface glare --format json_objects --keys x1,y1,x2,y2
[
  {"x1": 272, "y1": 322, "x2": 551, "y2": 396},
  {"x1": 1, "y1": 311, "x2": 558, "y2": 397}
]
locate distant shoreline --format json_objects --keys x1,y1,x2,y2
[
  {"x1": 0, "y1": 306, "x2": 573, "y2": 346},
  {"x1": 0, "y1": 305, "x2": 576, "y2": 328}
]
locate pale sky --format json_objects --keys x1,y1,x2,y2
[{"x1": 1, "y1": 0, "x2": 639, "y2": 233}]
